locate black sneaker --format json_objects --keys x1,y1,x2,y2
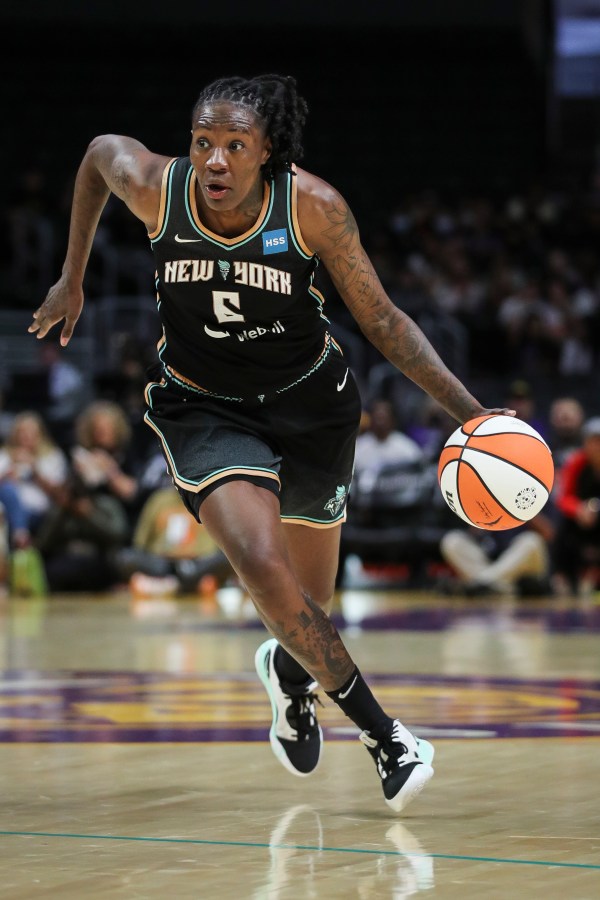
[
  {"x1": 255, "y1": 638, "x2": 323, "y2": 777},
  {"x1": 360, "y1": 719, "x2": 434, "y2": 812}
]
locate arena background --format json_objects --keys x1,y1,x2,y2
[{"x1": 1, "y1": 0, "x2": 599, "y2": 418}]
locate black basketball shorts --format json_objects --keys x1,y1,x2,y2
[{"x1": 144, "y1": 345, "x2": 362, "y2": 528}]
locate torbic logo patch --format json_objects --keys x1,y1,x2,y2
[{"x1": 262, "y1": 228, "x2": 288, "y2": 255}]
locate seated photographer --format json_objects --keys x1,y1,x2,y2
[
  {"x1": 114, "y1": 486, "x2": 233, "y2": 597},
  {"x1": 439, "y1": 512, "x2": 554, "y2": 597}
]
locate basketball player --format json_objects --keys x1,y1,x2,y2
[{"x1": 29, "y1": 74, "x2": 514, "y2": 813}]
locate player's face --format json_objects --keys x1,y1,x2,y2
[{"x1": 190, "y1": 101, "x2": 272, "y2": 212}]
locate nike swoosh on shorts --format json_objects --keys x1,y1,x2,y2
[{"x1": 337, "y1": 370, "x2": 349, "y2": 391}]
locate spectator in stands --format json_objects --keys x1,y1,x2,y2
[
  {"x1": 39, "y1": 340, "x2": 88, "y2": 450},
  {"x1": 547, "y1": 397, "x2": 585, "y2": 469},
  {"x1": 353, "y1": 399, "x2": 424, "y2": 493},
  {"x1": 551, "y1": 416, "x2": 600, "y2": 596},
  {"x1": 0, "y1": 479, "x2": 30, "y2": 550},
  {"x1": 34, "y1": 400, "x2": 140, "y2": 592},
  {"x1": 405, "y1": 396, "x2": 456, "y2": 462},
  {"x1": 114, "y1": 486, "x2": 232, "y2": 597},
  {"x1": 503, "y1": 379, "x2": 549, "y2": 440},
  {"x1": 0, "y1": 411, "x2": 68, "y2": 535},
  {"x1": 558, "y1": 316, "x2": 595, "y2": 378},
  {"x1": 430, "y1": 246, "x2": 485, "y2": 323},
  {"x1": 439, "y1": 511, "x2": 554, "y2": 597},
  {"x1": 70, "y1": 399, "x2": 141, "y2": 525},
  {"x1": 96, "y1": 334, "x2": 158, "y2": 464}
]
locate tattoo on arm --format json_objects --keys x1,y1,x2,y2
[
  {"x1": 321, "y1": 200, "x2": 373, "y2": 300},
  {"x1": 320, "y1": 199, "x2": 481, "y2": 423}
]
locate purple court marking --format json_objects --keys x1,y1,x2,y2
[
  {"x1": 337, "y1": 603, "x2": 600, "y2": 633},
  {"x1": 153, "y1": 603, "x2": 600, "y2": 634},
  {"x1": 0, "y1": 671, "x2": 600, "y2": 742}
]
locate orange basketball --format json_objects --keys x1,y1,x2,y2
[{"x1": 438, "y1": 414, "x2": 554, "y2": 530}]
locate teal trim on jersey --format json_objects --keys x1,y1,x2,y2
[
  {"x1": 275, "y1": 335, "x2": 331, "y2": 394},
  {"x1": 165, "y1": 366, "x2": 243, "y2": 403},
  {"x1": 183, "y1": 167, "x2": 275, "y2": 250},
  {"x1": 149, "y1": 163, "x2": 176, "y2": 245},
  {"x1": 308, "y1": 285, "x2": 330, "y2": 323},
  {"x1": 285, "y1": 171, "x2": 313, "y2": 260}
]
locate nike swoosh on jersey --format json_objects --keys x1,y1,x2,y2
[
  {"x1": 204, "y1": 325, "x2": 230, "y2": 338},
  {"x1": 337, "y1": 369, "x2": 349, "y2": 391},
  {"x1": 174, "y1": 234, "x2": 203, "y2": 243}
]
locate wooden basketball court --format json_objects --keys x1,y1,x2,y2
[{"x1": 0, "y1": 587, "x2": 599, "y2": 897}]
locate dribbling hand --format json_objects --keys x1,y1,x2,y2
[
  {"x1": 471, "y1": 407, "x2": 516, "y2": 419},
  {"x1": 28, "y1": 275, "x2": 84, "y2": 346}
]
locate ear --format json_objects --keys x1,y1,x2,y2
[{"x1": 262, "y1": 138, "x2": 272, "y2": 165}]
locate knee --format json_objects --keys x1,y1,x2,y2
[
  {"x1": 440, "y1": 530, "x2": 466, "y2": 559},
  {"x1": 230, "y1": 538, "x2": 292, "y2": 596},
  {"x1": 514, "y1": 532, "x2": 546, "y2": 554}
]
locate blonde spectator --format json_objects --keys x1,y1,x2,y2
[
  {"x1": 72, "y1": 400, "x2": 138, "y2": 505},
  {"x1": 34, "y1": 400, "x2": 139, "y2": 592},
  {"x1": 0, "y1": 411, "x2": 67, "y2": 532}
]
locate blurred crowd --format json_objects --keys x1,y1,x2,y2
[
  {"x1": 1, "y1": 164, "x2": 600, "y2": 599},
  {"x1": 1, "y1": 380, "x2": 599, "y2": 601}
]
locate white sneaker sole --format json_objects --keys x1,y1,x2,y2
[
  {"x1": 385, "y1": 763, "x2": 434, "y2": 813},
  {"x1": 254, "y1": 639, "x2": 322, "y2": 778}
]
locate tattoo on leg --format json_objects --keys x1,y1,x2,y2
[{"x1": 268, "y1": 592, "x2": 354, "y2": 689}]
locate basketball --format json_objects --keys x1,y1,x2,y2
[{"x1": 438, "y1": 414, "x2": 554, "y2": 530}]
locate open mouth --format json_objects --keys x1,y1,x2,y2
[{"x1": 206, "y1": 183, "x2": 229, "y2": 199}]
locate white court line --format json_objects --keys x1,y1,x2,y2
[
  {"x1": 514, "y1": 722, "x2": 600, "y2": 732},
  {"x1": 511, "y1": 835, "x2": 600, "y2": 841},
  {"x1": 328, "y1": 726, "x2": 497, "y2": 738}
]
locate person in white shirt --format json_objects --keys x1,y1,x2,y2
[{"x1": 353, "y1": 399, "x2": 423, "y2": 492}]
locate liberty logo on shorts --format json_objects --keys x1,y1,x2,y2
[
  {"x1": 324, "y1": 485, "x2": 347, "y2": 517},
  {"x1": 262, "y1": 228, "x2": 288, "y2": 255}
]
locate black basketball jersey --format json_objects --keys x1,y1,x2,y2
[{"x1": 148, "y1": 157, "x2": 332, "y2": 400}]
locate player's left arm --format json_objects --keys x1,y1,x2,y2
[{"x1": 296, "y1": 170, "x2": 514, "y2": 424}]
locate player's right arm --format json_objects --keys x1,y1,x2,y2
[{"x1": 28, "y1": 135, "x2": 170, "y2": 346}]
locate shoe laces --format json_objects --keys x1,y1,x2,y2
[
  {"x1": 286, "y1": 692, "x2": 322, "y2": 741},
  {"x1": 381, "y1": 721, "x2": 409, "y2": 760}
]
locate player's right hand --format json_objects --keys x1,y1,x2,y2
[{"x1": 28, "y1": 276, "x2": 84, "y2": 346}]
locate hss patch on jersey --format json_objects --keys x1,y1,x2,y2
[{"x1": 262, "y1": 228, "x2": 288, "y2": 255}]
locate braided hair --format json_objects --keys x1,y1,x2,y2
[{"x1": 192, "y1": 74, "x2": 308, "y2": 180}]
